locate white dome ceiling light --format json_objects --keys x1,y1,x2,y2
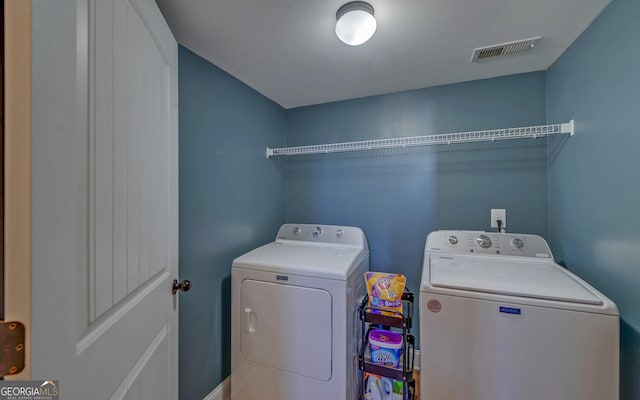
[{"x1": 335, "y1": 1, "x2": 377, "y2": 46}]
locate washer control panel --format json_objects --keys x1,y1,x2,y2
[
  {"x1": 276, "y1": 223, "x2": 368, "y2": 248},
  {"x1": 426, "y1": 230, "x2": 552, "y2": 258}
]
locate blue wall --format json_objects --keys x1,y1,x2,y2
[
  {"x1": 546, "y1": 0, "x2": 640, "y2": 398},
  {"x1": 178, "y1": 46, "x2": 286, "y2": 400},
  {"x1": 285, "y1": 72, "x2": 549, "y2": 343}
]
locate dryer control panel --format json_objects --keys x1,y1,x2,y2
[
  {"x1": 425, "y1": 230, "x2": 553, "y2": 258},
  {"x1": 276, "y1": 223, "x2": 368, "y2": 249}
]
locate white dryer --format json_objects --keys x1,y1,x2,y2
[
  {"x1": 420, "y1": 230, "x2": 619, "y2": 400},
  {"x1": 231, "y1": 224, "x2": 369, "y2": 400}
]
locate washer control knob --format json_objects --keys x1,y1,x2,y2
[
  {"x1": 511, "y1": 238, "x2": 524, "y2": 249},
  {"x1": 448, "y1": 235, "x2": 459, "y2": 245},
  {"x1": 292, "y1": 226, "x2": 301, "y2": 235},
  {"x1": 477, "y1": 234, "x2": 492, "y2": 248},
  {"x1": 312, "y1": 226, "x2": 323, "y2": 238},
  {"x1": 336, "y1": 229, "x2": 344, "y2": 239}
]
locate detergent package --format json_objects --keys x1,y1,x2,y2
[
  {"x1": 365, "y1": 272, "x2": 406, "y2": 316},
  {"x1": 363, "y1": 373, "x2": 405, "y2": 400},
  {"x1": 369, "y1": 329, "x2": 403, "y2": 368}
]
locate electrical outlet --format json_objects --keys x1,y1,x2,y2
[{"x1": 491, "y1": 209, "x2": 506, "y2": 228}]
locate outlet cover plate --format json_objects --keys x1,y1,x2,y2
[{"x1": 491, "y1": 209, "x2": 506, "y2": 228}]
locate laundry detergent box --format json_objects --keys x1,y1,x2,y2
[{"x1": 369, "y1": 329, "x2": 403, "y2": 368}]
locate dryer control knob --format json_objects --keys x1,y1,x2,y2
[
  {"x1": 336, "y1": 229, "x2": 344, "y2": 239},
  {"x1": 448, "y1": 235, "x2": 459, "y2": 245},
  {"x1": 292, "y1": 226, "x2": 301, "y2": 235},
  {"x1": 477, "y1": 234, "x2": 492, "y2": 248},
  {"x1": 312, "y1": 226, "x2": 323, "y2": 238},
  {"x1": 511, "y1": 238, "x2": 524, "y2": 249}
]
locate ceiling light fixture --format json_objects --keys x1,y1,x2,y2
[{"x1": 335, "y1": 1, "x2": 377, "y2": 46}]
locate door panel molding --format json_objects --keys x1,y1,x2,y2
[
  {"x1": 110, "y1": 323, "x2": 168, "y2": 400},
  {"x1": 77, "y1": 270, "x2": 169, "y2": 355},
  {"x1": 126, "y1": 0, "x2": 176, "y2": 66},
  {"x1": 91, "y1": 0, "x2": 173, "y2": 322}
]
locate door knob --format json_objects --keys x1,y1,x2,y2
[{"x1": 172, "y1": 279, "x2": 192, "y2": 295}]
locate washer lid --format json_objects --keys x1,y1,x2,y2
[
  {"x1": 429, "y1": 256, "x2": 603, "y2": 305},
  {"x1": 232, "y1": 241, "x2": 367, "y2": 280}
]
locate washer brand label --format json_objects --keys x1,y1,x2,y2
[
  {"x1": 499, "y1": 306, "x2": 522, "y2": 315},
  {"x1": 427, "y1": 299, "x2": 441, "y2": 313},
  {"x1": 276, "y1": 275, "x2": 288, "y2": 281}
]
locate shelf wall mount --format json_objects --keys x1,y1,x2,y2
[{"x1": 266, "y1": 120, "x2": 574, "y2": 158}]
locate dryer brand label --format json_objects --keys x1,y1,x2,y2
[
  {"x1": 276, "y1": 275, "x2": 289, "y2": 281},
  {"x1": 499, "y1": 306, "x2": 521, "y2": 315},
  {"x1": 427, "y1": 299, "x2": 441, "y2": 313}
]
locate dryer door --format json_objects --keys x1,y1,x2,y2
[{"x1": 240, "y1": 279, "x2": 332, "y2": 381}]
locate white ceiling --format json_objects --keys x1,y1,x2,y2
[{"x1": 155, "y1": 0, "x2": 610, "y2": 109}]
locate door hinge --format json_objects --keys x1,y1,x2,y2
[{"x1": 0, "y1": 321, "x2": 26, "y2": 376}]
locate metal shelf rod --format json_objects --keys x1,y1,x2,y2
[{"x1": 266, "y1": 120, "x2": 574, "y2": 158}]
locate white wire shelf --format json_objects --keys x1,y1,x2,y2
[{"x1": 266, "y1": 120, "x2": 574, "y2": 158}]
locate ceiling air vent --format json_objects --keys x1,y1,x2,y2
[{"x1": 472, "y1": 37, "x2": 541, "y2": 62}]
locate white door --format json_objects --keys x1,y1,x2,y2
[{"x1": 31, "y1": 0, "x2": 179, "y2": 399}]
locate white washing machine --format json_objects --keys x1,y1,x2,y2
[
  {"x1": 420, "y1": 230, "x2": 619, "y2": 400},
  {"x1": 231, "y1": 224, "x2": 369, "y2": 400}
]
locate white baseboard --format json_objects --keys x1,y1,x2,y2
[
  {"x1": 203, "y1": 376, "x2": 231, "y2": 400},
  {"x1": 414, "y1": 349, "x2": 421, "y2": 371}
]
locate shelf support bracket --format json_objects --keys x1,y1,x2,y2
[{"x1": 562, "y1": 119, "x2": 575, "y2": 136}]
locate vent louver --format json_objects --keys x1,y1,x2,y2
[{"x1": 472, "y1": 37, "x2": 541, "y2": 62}]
